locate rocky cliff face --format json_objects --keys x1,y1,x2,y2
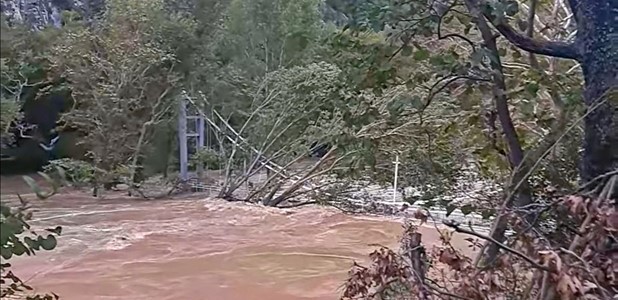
[
  {"x1": 1, "y1": 0, "x2": 349, "y2": 30},
  {"x1": 1, "y1": 0, "x2": 104, "y2": 29}
]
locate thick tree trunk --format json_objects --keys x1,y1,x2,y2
[
  {"x1": 574, "y1": 1, "x2": 618, "y2": 188},
  {"x1": 487, "y1": 0, "x2": 617, "y2": 191},
  {"x1": 466, "y1": 0, "x2": 618, "y2": 265}
]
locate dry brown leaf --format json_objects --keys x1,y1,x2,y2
[
  {"x1": 556, "y1": 271, "x2": 584, "y2": 299},
  {"x1": 564, "y1": 195, "x2": 586, "y2": 214},
  {"x1": 413, "y1": 209, "x2": 428, "y2": 225}
]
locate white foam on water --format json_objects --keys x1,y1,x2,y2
[{"x1": 102, "y1": 230, "x2": 151, "y2": 250}]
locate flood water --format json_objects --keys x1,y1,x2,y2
[{"x1": 2, "y1": 179, "x2": 470, "y2": 300}]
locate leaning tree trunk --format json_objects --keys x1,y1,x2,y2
[
  {"x1": 575, "y1": 1, "x2": 618, "y2": 188},
  {"x1": 487, "y1": 0, "x2": 617, "y2": 191},
  {"x1": 467, "y1": 0, "x2": 618, "y2": 265}
]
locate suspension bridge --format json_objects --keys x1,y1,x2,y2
[{"x1": 176, "y1": 91, "x2": 493, "y2": 229}]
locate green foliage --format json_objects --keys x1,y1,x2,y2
[
  {"x1": 198, "y1": 0, "x2": 331, "y2": 127},
  {"x1": 327, "y1": 31, "x2": 399, "y2": 91},
  {"x1": 329, "y1": 0, "x2": 585, "y2": 207},
  {"x1": 0, "y1": 20, "x2": 53, "y2": 139},
  {"x1": 252, "y1": 62, "x2": 345, "y2": 153},
  {"x1": 221, "y1": 0, "x2": 325, "y2": 74},
  {"x1": 45, "y1": 0, "x2": 192, "y2": 179},
  {"x1": 42, "y1": 158, "x2": 133, "y2": 192},
  {"x1": 324, "y1": 31, "x2": 471, "y2": 200},
  {"x1": 190, "y1": 148, "x2": 224, "y2": 170},
  {"x1": 0, "y1": 2, "x2": 600, "y2": 298},
  {"x1": 0, "y1": 0, "x2": 586, "y2": 208},
  {"x1": 0, "y1": 95, "x2": 19, "y2": 137},
  {"x1": 1, "y1": 176, "x2": 61, "y2": 299},
  {"x1": 43, "y1": 158, "x2": 98, "y2": 186},
  {"x1": 238, "y1": 55, "x2": 467, "y2": 202}
]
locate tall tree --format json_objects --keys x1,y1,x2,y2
[
  {"x1": 334, "y1": 0, "x2": 616, "y2": 266},
  {"x1": 473, "y1": 0, "x2": 617, "y2": 189}
]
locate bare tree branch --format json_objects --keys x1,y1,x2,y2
[
  {"x1": 444, "y1": 220, "x2": 552, "y2": 272},
  {"x1": 492, "y1": 22, "x2": 579, "y2": 60},
  {"x1": 463, "y1": 0, "x2": 579, "y2": 60},
  {"x1": 526, "y1": 0, "x2": 540, "y2": 68}
]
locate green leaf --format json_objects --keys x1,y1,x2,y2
[
  {"x1": 413, "y1": 48, "x2": 430, "y2": 61},
  {"x1": 422, "y1": 200, "x2": 436, "y2": 208},
  {"x1": 39, "y1": 235, "x2": 57, "y2": 251},
  {"x1": 467, "y1": 114, "x2": 480, "y2": 125},
  {"x1": 409, "y1": 95, "x2": 423, "y2": 109},
  {"x1": 401, "y1": 45, "x2": 413, "y2": 57},
  {"x1": 470, "y1": 50, "x2": 485, "y2": 67},
  {"x1": 525, "y1": 82, "x2": 539, "y2": 96},
  {"x1": 45, "y1": 226, "x2": 63, "y2": 235},
  {"x1": 445, "y1": 204, "x2": 457, "y2": 216},
  {"x1": 0, "y1": 205, "x2": 11, "y2": 217},
  {"x1": 0, "y1": 228, "x2": 10, "y2": 246},
  {"x1": 12, "y1": 241, "x2": 27, "y2": 256},
  {"x1": 463, "y1": 24, "x2": 472, "y2": 35},
  {"x1": 456, "y1": 14, "x2": 472, "y2": 25},
  {"x1": 505, "y1": 0, "x2": 520, "y2": 16},
  {"x1": 24, "y1": 237, "x2": 40, "y2": 250},
  {"x1": 511, "y1": 49, "x2": 522, "y2": 59},
  {"x1": 481, "y1": 210, "x2": 494, "y2": 220},
  {"x1": 1, "y1": 247, "x2": 13, "y2": 259},
  {"x1": 461, "y1": 204, "x2": 474, "y2": 215}
]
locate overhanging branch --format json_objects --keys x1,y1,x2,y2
[
  {"x1": 463, "y1": 0, "x2": 580, "y2": 61},
  {"x1": 492, "y1": 22, "x2": 579, "y2": 60},
  {"x1": 566, "y1": 0, "x2": 580, "y2": 24}
]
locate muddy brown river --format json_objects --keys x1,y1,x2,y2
[{"x1": 1, "y1": 180, "x2": 469, "y2": 300}]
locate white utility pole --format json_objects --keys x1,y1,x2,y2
[
  {"x1": 393, "y1": 155, "x2": 400, "y2": 202},
  {"x1": 196, "y1": 115, "x2": 205, "y2": 179}
]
